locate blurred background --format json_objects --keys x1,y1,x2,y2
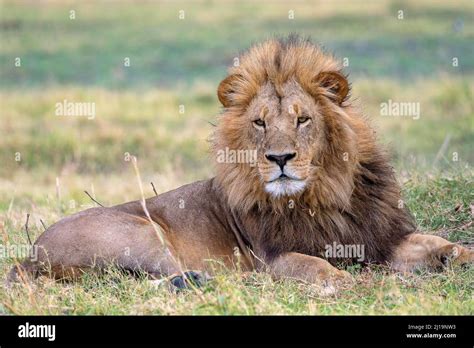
[{"x1": 0, "y1": 0, "x2": 473, "y2": 222}]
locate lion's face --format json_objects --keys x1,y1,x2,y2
[
  {"x1": 214, "y1": 38, "x2": 352, "y2": 209},
  {"x1": 245, "y1": 79, "x2": 323, "y2": 197}
]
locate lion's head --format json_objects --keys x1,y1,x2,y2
[{"x1": 213, "y1": 36, "x2": 360, "y2": 212}]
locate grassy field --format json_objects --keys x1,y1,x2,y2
[{"x1": 0, "y1": 0, "x2": 473, "y2": 315}]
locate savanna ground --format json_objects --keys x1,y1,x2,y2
[{"x1": 0, "y1": 0, "x2": 473, "y2": 314}]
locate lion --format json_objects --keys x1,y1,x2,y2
[{"x1": 8, "y1": 35, "x2": 473, "y2": 290}]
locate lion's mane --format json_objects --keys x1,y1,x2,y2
[{"x1": 212, "y1": 36, "x2": 415, "y2": 264}]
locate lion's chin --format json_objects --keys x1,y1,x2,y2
[{"x1": 264, "y1": 179, "x2": 306, "y2": 198}]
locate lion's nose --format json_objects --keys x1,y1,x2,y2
[{"x1": 265, "y1": 152, "x2": 296, "y2": 170}]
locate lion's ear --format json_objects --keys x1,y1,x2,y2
[
  {"x1": 217, "y1": 74, "x2": 240, "y2": 108},
  {"x1": 313, "y1": 71, "x2": 349, "y2": 105}
]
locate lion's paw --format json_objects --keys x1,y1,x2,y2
[
  {"x1": 436, "y1": 244, "x2": 474, "y2": 268},
  {"x1": 169, "y1": 271, "x2": 210, "y2": 291},
  {"x1": 317, "y1": 269, "x2": 354, "y2": 296}
]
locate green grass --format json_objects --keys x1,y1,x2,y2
[
  {"x1": 2, "y1": 265, "x2": 473, "y2": 315},
  {"x1": 1, "y1": 0, "x2": 473, "y2": 89},
  {"x1": 0, "y1": 0, "x2": 473, "y2": 315},
  {"x1": 1, "y1": 169, "x2": 472, "y2": 315}
]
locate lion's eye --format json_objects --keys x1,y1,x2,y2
[
  {"x1": 253, "y1": 119, "x2": 265, "y2": 128},
  {"x1": 297, "y1": 116, "x2": 310, "y2": 125}
]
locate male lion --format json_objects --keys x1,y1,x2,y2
[{"x1": 8, "y1": 36, "x2": 473, "y2": 290}]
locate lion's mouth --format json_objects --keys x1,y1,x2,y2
[
  {"x1": 265, "y1": 174, "x2": 306, "y2": 197},
  {"x1": 267, "y1": 173, "x2": 303, "y2": 183},
  {"x1": 264, "y1": 173, "x2": 307, "y2": 197}
]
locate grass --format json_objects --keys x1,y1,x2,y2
[
  {"x1": 2, "y1": 265, "x2": 473, "y2": 315},
  {"x1": 1, "y1": 0, "x2": 473, "y2": 88},
  {"x1": 0, "y1": 0, "x2": 473, "y2": 315},
  {"x1": 2, "y1": 173, "x2": 474, "y2": 315}
]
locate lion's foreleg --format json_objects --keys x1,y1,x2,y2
[
  {"x1": 267, "y1": 252, "x2": 352, "y2": 287},
  {"x1": 390, "y1": 233, "x2": 474, "y2": 272}
]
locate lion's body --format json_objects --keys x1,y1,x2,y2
[
  {"x1": 15, "y1": 179, "x2": 252, "y2": 281},
  {"x1": 9, "y1": 36, "x2": 473, "y2": 288}
]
